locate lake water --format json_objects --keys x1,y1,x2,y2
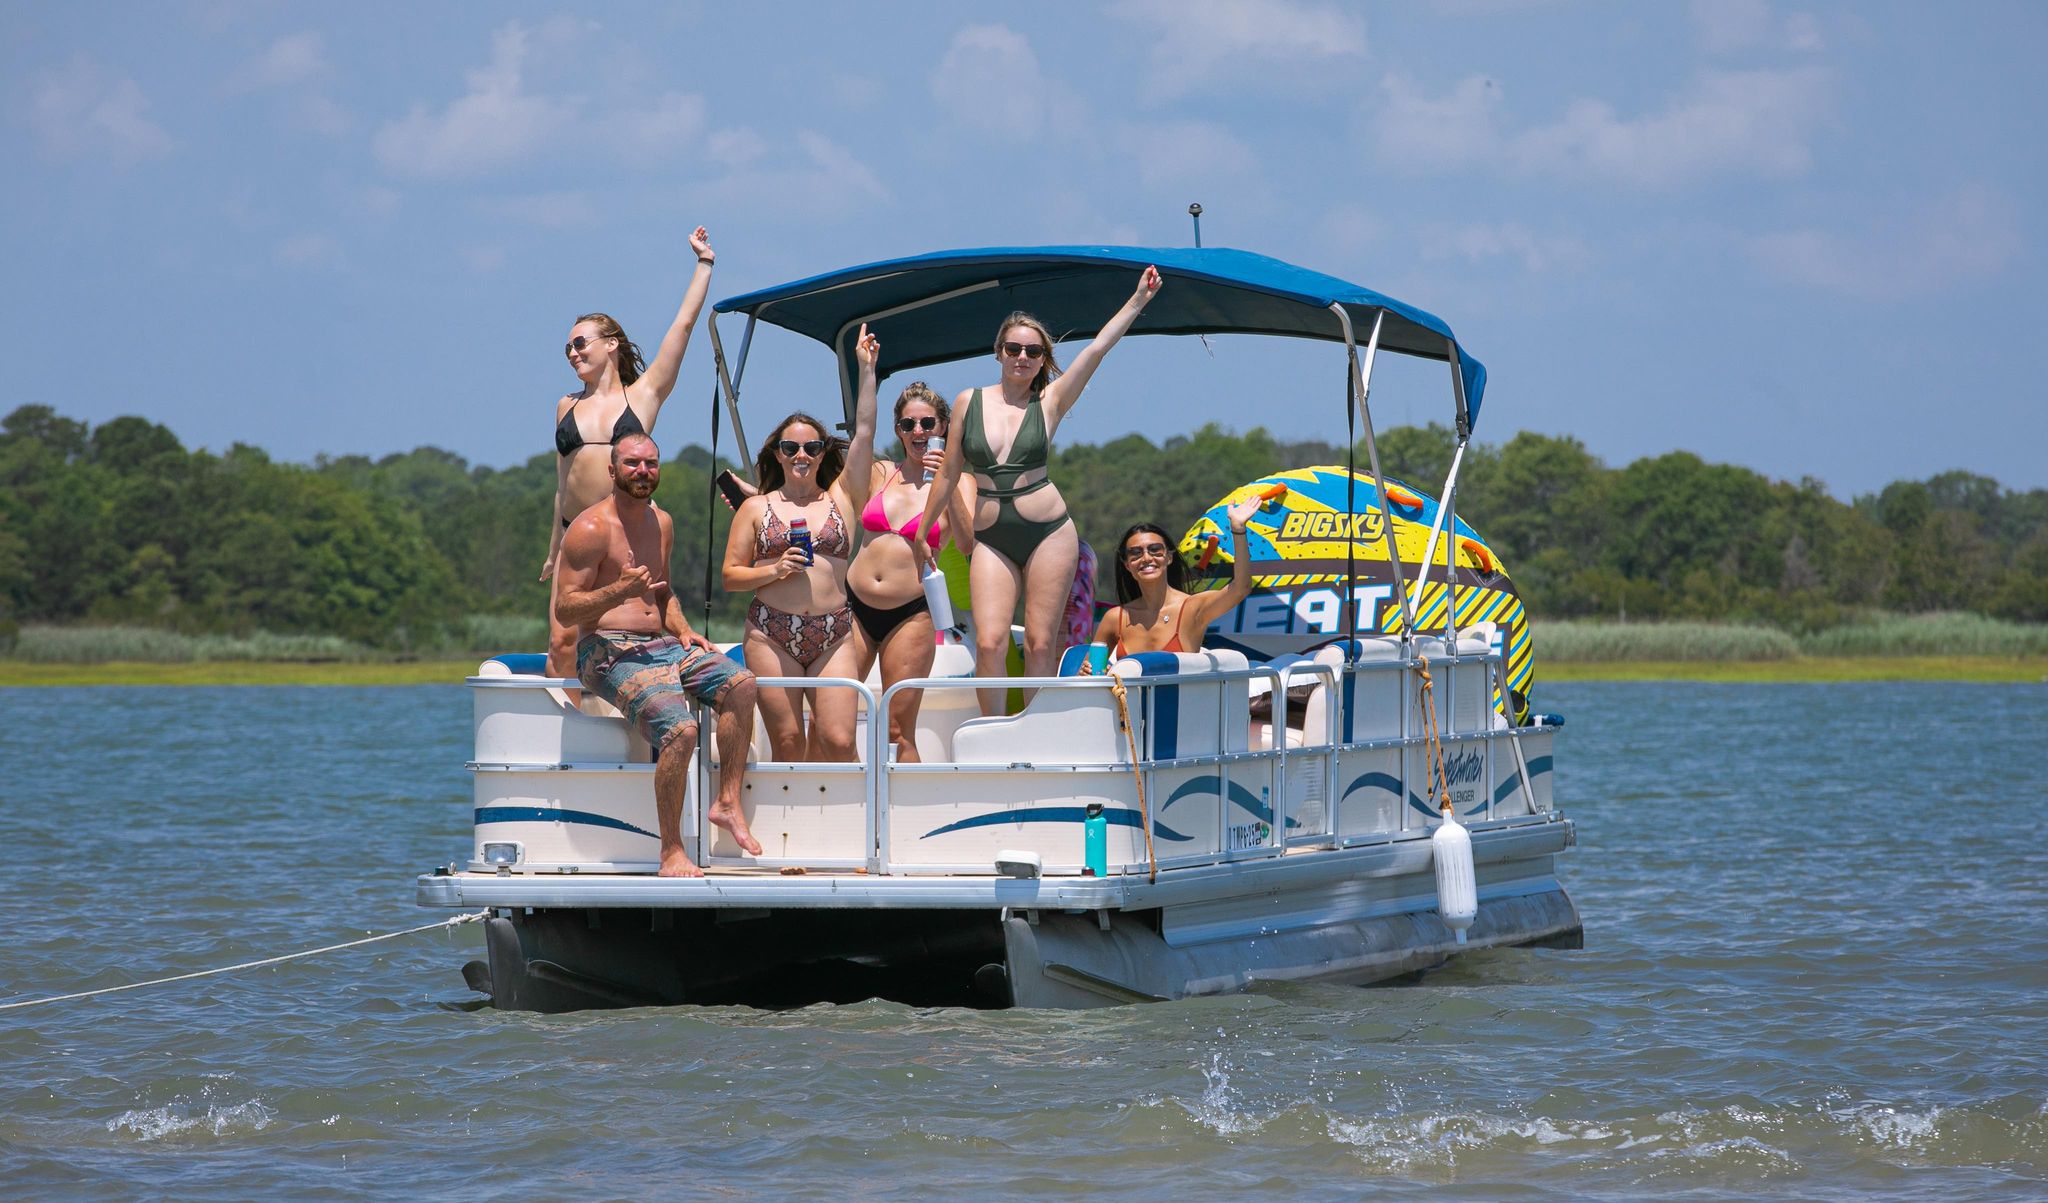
[{"x1": 1, "y1": 681, "x2": 2043, "y2": 1199}]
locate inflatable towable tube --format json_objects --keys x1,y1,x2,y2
[{"x1": 1180, "y1": 466, "x2": 1534, "y2": 722}]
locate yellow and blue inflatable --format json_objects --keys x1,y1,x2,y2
[{"x1": 1181, "y1": 466, "x2": 1534, "y2": 721}]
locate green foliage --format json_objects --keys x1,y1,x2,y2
[
  {"x1": 1794, "y1": 611, "x2": 2048, "y2": 657},
  {"x1": 1536, "y1": 620, "x2": 1800, "y2": 662},
  {"x1": 1, "y1": 404, "x2": 2043, "y2": 657}
]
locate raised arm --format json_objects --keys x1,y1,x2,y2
[
  {"x1": 1043, "y1": 265, "x2": 1162, "y2": 421},
  {"x1": 913, "y1": 395, "x2": 973, "y2": 575},
  {"x1": 1185, "y1": 498, "x2": 1260, "y2": 629},
  {"x1": 629, "y1": 226, "x2": 717, "y2": 412},
  {"x1": 839, "y1": 324, "x2": 881, "y2": 516}
]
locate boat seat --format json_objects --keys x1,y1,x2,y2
[{"x1": 950, "y1": 648, "x2": 1250, "y2": 764}]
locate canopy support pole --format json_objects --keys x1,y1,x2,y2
[
  {"x1": 1410, "y1": 438, "x2": 1469, "y2": 641},
  {"x1": 1331, "y1": 305, "x2": 1415, "y2": 648},
  {"x1": 708, "y1": 314, "x2": 753, "y2": 459}
]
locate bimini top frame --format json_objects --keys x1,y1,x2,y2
[
  {"x1": 704, "y1": 244, "x2": 1490, "y2": 651},
  {"x1": 712, "y1": 244, "x2": 1487, "y2": 436}
]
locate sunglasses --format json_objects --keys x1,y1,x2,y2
[
  {"x1": 896, "y1": 416, "x2": 941, "y2": 433},
  {"x1": 1001, "y1": 340, "x2": 1046, "y2": 359},
  {"x1": 776, "y1": 439, "x2": 828, "y2": 457},
  {"x1": 563, "y1": 333, "x2": 611, "y2": 357},
  {"x1": 1122, "y1": 542, "x2": 1170, "y2": 562}
]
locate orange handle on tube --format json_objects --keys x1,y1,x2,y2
[{"x1": 1196, "y1": 533, "x2": 1221, "y2": 569}]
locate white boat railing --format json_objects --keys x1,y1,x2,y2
[{"x1": 464, "y1": 646, "x2": 1553, "y2": 878}]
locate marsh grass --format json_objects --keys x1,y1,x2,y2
[
  {"x1": 8, "y1": 625, "x2": 372, "y2": 664},
  {"x1": 1795, "y1": 611, "x2": 2048, "y2": 657},
  {"x1": 1536, "y1": 620, "x2": 1799, "y2": 662}
]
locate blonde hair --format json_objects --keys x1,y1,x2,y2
[{"x1": 994, "y1": 312, "x2": 1061, "y2": 391}]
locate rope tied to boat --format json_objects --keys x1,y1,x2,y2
[
  {"x1": 1106, "y1": 673, "x2": 1159, "y2": 883},
  {"x1": 0, "y1": 911, "x2": 489, "y2": 1013},
  {"x1": 1413, "y1": 655, "x2": 1453, "y2": 817}
]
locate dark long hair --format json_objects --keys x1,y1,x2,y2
[
  {"x1": 573, "y1": 312, "x2": 646, "y2": 385},
  {"x1": 753, "y1": 412, "x2": 847, "y2": 493},
  {"x1": 1112, "y1": 521, "x2": 1186, "y2": 604}
]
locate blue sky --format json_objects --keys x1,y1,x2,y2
[{"x1": 7, "y1": 1, "x2": 2043, "y2": 497}]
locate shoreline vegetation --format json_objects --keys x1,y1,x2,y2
[
  {"x1": 2, "y1": 616, "x2": 2042, "y2": 687},
  {"x1": 3, "y1": 404, "x2": 2043, "y2": 688}
]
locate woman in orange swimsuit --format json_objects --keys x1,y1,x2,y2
[
  {"x1": 722, "y1": 384, "x2": 867, "y2": 761},
  {"x1": 542, "y1": 224, "x2": 717, "y2": 682},
  {"x1": 1084, "y1": 499, "x2": 1259, "y2": 665},
  {"x1": 838, "y1": 336, "x2": 978, "y2": 762}
]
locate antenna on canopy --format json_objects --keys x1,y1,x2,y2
[{"x1": 1188, "y1": 202, "x2": 1203, "y2": 247}]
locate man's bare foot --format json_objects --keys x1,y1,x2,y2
[
  {"x1": 657, "y1": 846, "x2": 703, "y2": 877},
  {"x1": 709, "y1": 802, "x2": 763, "y2": 856}
]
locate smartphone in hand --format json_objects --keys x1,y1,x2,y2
[{"x1": 714, "y1": 469, "x2": 749, "y2": 510}]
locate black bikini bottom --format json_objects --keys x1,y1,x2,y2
[{"x1": 848, "y1": 588, "x2": 929, "y2": 644}]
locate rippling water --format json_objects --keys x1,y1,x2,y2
[{"x1": 2, "y1": 682, "x2": 2044, "y2": 1199}]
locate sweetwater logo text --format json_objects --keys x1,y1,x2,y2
[
  {"x1": 1277, "y1": 510, "x2": 1385, "y2": 542},
  {"x1": 1443, "y1": 748, "x2": 1485, "y2": 814}
]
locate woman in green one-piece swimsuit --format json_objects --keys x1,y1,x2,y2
[{"x1": 919, "y1": 265, "x2": 1162, "y2": 714}]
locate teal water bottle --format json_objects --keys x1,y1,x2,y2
[{"x1": 1083, "y1": 802, "x2": 1108, "y2": 877}]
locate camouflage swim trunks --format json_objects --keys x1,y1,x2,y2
[{"x1": 575, "y1": 632, "x2": 750, "y2": 753}]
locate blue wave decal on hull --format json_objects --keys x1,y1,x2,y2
[
  {"x1": 922, "y1": 806, "x2": 1192, "y2": 843},
  {"x1": 474, "y1": 806, "x2": 657, "y2": 840},
  {"x1": 1158, "y1": 775, "x2": 1298, "y2": 830}
]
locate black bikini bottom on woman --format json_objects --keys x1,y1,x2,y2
[{"x1": 848, "y1": 588, "x2": 929, "y2": 644}]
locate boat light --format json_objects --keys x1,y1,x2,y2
[
  {"x1": 994, "y1": 850, "x2": 1042, "y2": 879},
  {"x1": 481, "y1": 842, "x2": 523, "y2": 866}
]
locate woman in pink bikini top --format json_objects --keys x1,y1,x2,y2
[{"x1": 836, "y1": 328, "x2": 978, "y2": 763}]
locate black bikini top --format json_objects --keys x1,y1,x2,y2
[{"x1": 555, "y1": 395, "x2": 647, "y2": 457}]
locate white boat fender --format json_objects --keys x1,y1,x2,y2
[{"x1": 1432, "y1": 810, "x2": 1477, "y2": 945}]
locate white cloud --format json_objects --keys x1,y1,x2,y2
[
  {"x1": 694, "y1": 130, "x2": 888, "y2": 218},
  {"x1": 231, "y1": 32, "x2": 330, "y2": 91},
  {"x1": 614, "y1": 92, "x2": 705, "y2": 150},
  {"x1": 1316, "y1": 203, "x2": 1385, "y2": 256},
  {"x1": 483, "y1": 191, "x2": 600, "y2": 229},
  {"x1": 275, "y1": 232, "x2": 344, "y2": 269},
  {"x1": 1690, "y1": 0, "x2": 1823, "y2": 53},
  {"x1": 931, "y1": 24, "x2": 1047, "y2": 137},
  {"x1": 26, "y1": 55, "x2": 174, "y2": 165},
  {"x1": 1118, "y1": 120, "x2": 1259, "y2": 192},
  {"x1": 1112, "y1": 0, "x2": 1368, "y2": 101},
  {"x1": 373, "y1": 23, "x2": 577, "y2": 178},
  {"x1": 460, "y1": 245, "x2": 509, "y2": 274},
  {"x1": 1419, "y1": 222, "x2": 1591, "y2": 274},
  {"x1": 1374, "y1": 73, "x2": 1502, "y2": 172},
  {"x1": 1748, "y1": 184, "x2": 2022, "y2": 299},
  {"x1": 1374, "y1": 67, "x2": 1830, "y2": 189}
]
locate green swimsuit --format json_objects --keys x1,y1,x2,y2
[{"x1": 961, "y1": 387, "x2": 1070, "y2": 566}]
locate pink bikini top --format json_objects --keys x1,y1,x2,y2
[{"x1": 860, "y1": 467, "x2": 943, "y2": 549}]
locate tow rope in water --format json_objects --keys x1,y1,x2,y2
[{"x1": 0, "y1": 911, "x2": 489, "y2": 1012}]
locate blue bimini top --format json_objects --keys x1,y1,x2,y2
[{"x1": 715, "y1": 244, "x2": 1487, "y2": 432}]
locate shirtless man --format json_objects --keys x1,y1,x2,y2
[{"x1": 554, "y1": 432, "x2": 762, "y2": 876}]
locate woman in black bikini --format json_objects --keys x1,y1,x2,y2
[
  {"x1": 543, "y1": 225, "x2": 716, "y2": 681},
  {"x1": 722, "y1": 338, "x2": 873, "y2": 760},
  {"x1": 919, "y1": 265, "x2": 1162, "y2": 714}
]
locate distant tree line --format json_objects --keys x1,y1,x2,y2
[{"x1": 1, "y1": 404, "x2": 2041, "y2": 649}]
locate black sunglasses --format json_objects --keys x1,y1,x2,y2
[
  {"x1": 563, "y1": 334, "x2": 609, "y2": 357},
  {"x1": 776, "y1": 439, "x2": 827, "y2": 457},
  {"x1": 896, "y1": 416, "x2": 940, "y2": 433},
  {"x1": 1001, "y1": 340, "x2": 1046, "y2": 359},
  {"x1": 1122, "y1": 542, "x2": 1170, "y2": 561}
]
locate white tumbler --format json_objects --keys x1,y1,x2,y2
[{"x1": 921, "y1": 566, "x2": 954, "y2": 630}]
